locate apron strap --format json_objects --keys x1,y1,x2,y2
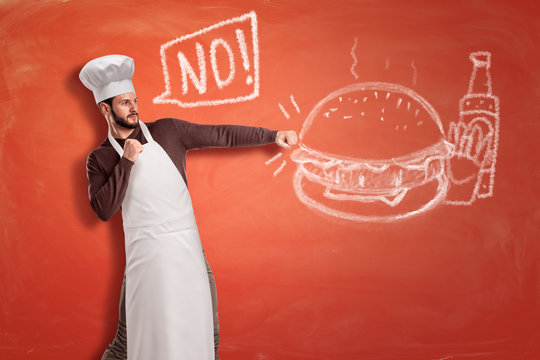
[
  {"x1": 139, "y1": 120, "x2": 154, "y2": 143},
  {"x1": 107, "y1": 120, "x2": 153, "y2": 157}
]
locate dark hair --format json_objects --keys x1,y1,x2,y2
[{"x1": 100, "y1": 97, "x2": 114, "y2": 108}]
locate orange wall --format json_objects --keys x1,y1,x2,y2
[{"x1": 1, "y1": 1, "x2": 539, "y2": 359}]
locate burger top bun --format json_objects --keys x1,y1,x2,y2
[{"x1": 300, "y1": 82, "x2": 447, "y2": 161}]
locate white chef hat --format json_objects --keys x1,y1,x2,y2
[{"x1": 79, "y1": 55, "x2": 135, "y2": 104}]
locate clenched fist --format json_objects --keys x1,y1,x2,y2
[
  {"x1": 275, "y1": 130, "x2": 298, "y2": 150},
  {"x1": 123, "y1": 139, "x2": 144, "y2": 162}
]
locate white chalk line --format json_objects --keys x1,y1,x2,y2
[
  {"x1": 468, "y1": 51, "x2": 492, "y2": 95},
  {"x1": 324, "y1": 186, "x2": 409, "y2": 207},
  {"x1": 350, "y1": 37, "x2": 359, "y2": 80},
  {"x1": 290, "y1": 94, "x2": 301, "y2": 113},
  {"x1": 265, "y1": 152, "x2": 283, "y2": 165},
  {"x1": 411, "y1": 59, "x2": 418, "y2": 85},
  {"x1": 273, "y1": 160, "x2": 287, "y2": 177},
  {"x1": 278, "y1": 94, "x2": 300, "y2": 120},
  {"x1": 235, "y1": 28, "x2": 253, "y2": 85},
  {"x1": 177, "y1": 43, "x2": 207, "y2": 95},
  {"x1": 278, "y1": 103, "x2": 290, "y2": 119},
  {"x1": 210, "y1": 38, "x2": 235, "y2": 89},
  {"x1": 235, "y1": 29, "x2": 250, "y2": 71}
]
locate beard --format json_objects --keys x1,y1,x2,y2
[{"x1": 112, "y1": 109, "x2": 139, "y2": 129}]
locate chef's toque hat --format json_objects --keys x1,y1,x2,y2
[{"x1": 79, "y1": 55, "x2": 135, "y2": 104}]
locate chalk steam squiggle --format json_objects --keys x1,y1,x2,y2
[
  {"x1": 350, "y1": 37, "x2": 359, "y2": 80},
  {"x1": 411, "y1": 60, "x2": 418, "y2": 85}
]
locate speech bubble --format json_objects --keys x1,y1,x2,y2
[{"x1": 154, "y1": 11, "x2": 260, "y2": 108}]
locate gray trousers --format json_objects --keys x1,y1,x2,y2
[{"x1": 101, "y1": 255, "x2": 220, "y2": 360}]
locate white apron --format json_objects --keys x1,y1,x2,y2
[{"x1": 108, "y1": 121, "x2": 214, "y2": 360}]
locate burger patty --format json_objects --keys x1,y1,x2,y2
[{"x1": 298, "y1": 153, "x2": 446, "y2": 194}]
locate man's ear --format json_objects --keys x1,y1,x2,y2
[{"x1": 98, "y1": 102, "x2": 111, "y2": 116}]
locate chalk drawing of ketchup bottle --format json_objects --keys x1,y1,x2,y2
[{"x1": 445, "y1": 51, "x2": 500, "y2": 205}]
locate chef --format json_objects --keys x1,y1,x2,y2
[{"x1": 80, "y1": 55, "x2": 297, "y2": 360}]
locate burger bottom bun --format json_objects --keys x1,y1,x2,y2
[{"x1": 293, "y1": 168, "x2": 449, "y2": 223}]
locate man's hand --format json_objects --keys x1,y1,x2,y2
[
  {"x1": 275, "y1": 130, "x2": 298, "y2": 150},
  {"x1": 123, "y1": 139, "x2": 144, "y2": 162}
]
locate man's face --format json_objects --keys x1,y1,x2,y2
[{"x1": 110, "y1": 93, "x2": 139, "y2": 129}]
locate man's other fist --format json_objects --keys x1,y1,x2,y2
[{"x1": 123, "y1": 139, "x2": 144, "y2": 162}]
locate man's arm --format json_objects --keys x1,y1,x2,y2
[
  {"x1": 86, "y1": 141, "x2": 143, "y2": 221},
  {"x1": 173, "y1": 120, "x2": 280, "y2": 150}
]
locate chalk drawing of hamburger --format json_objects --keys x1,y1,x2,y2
[{"x1": 291, "y1": 82, "x2": 454, "y2": 222}]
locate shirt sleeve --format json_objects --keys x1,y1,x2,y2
[
  {"x1": 173, "y1": 119, "x2": 278, "y2": 150},
  {"x1": 86, "y1": 151, "x2": 134, "y2": 221}
]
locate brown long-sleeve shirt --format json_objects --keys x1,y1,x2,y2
[{"x1": 86, "y1": 118, "x2": 278, "y2": 221}]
